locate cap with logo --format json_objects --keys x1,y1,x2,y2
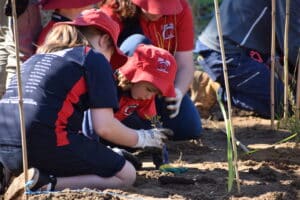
[
  {"x1": 55, "y1": 9, "x2": 127, "y2": 66},
  {"x1": 119, "y1": 44, "x2": 177, "y2": 97}
]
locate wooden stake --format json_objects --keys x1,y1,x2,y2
[
  {"x1": 296, "y1": 49, "x2": 300, "y2": 118},
  {"x1": 270, "y1": 0, "x2": 276, "y2": 129},
  {"x1": 11, "y1": 0, "x2": 29, "y2": 199},
  {"x1": 283, "y1": 0, "x2": 290, "y2": 119},
  {"x1": 213, "y1": 0, "x2": 240, "y2": 193}
]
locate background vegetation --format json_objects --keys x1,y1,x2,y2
[{"x1": 189, "y1": 0, "x2": 218, "y2": 36}]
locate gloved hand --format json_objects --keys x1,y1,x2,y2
[
  {"x1": 134, "y1": 128, "x2": 172, "y2": 149},
  {"x1": 165, "y1": 88, "x2": 183, "y2": 118}
]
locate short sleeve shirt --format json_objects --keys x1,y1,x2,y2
[
  {"x1": 0, "y1": 46, "x2": 118, "y2": 147},
  {"x1": 139, "y1": 0, "x2": 194, "y2": 53},
  {"x1": 100, "y1": 0, "x2": 194, "y2": 53}
]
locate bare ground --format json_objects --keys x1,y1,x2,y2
[{"x1": 20, "y1": 113, "x2": 299, "y2": 200}]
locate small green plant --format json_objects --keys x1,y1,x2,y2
[{"x1": 217, "y1": 93, "x2": 235, "y2": 192}]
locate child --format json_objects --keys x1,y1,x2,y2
[
  {"x1": 115, "y1": 44, "x2": 177, "y2": 123},
  {"x1": 1, "y1": 9, "x2": 169, "y2": 198},
  {"x1": 84, "y1": 44, "x2": 177, "y2": 170},
  {"x1": 116, "y1": 44, "x2": 177, "y2": 169},
  {"x1": 83, "y1": 44, "x2": 176, "y2": 146}
]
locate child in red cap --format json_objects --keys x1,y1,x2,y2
[
  {"x1": 83, "y1": 44, "x2": 176, "y2": 170},
  {"x1": 2, "y1": 9, "x2": 171, "y2": 198},
  {"x1": 115, "y1": 44, "x2": 177, "y2": 121},
  {"x1": 99, "y1": 0, "x2": 202, "y2": 141}
]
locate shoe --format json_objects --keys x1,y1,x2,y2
[
  {"x1": 4, "y1": 168, "x2": 57, "y2": 200},
  {"x1": 112, "y1": 148, "x2": 142, "y2": 170},
  {"x1": 190, "y1": 70, "x2": 220, "y2": 119}
]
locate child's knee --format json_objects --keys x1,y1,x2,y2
[{"x1": 119, "y1": 161, "x2": 136, "y2": 187}]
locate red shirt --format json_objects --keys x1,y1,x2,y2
[
  {"x1": 114, "y1": 96, "x2": 156, "y2": 121},
  {"x1": 101, "y1": 0, "x2": 194, "y2": 53},
  {"x1": 139, "y1": 0, "x2": 194, "y2": 53}
]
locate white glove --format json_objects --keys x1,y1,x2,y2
[
  {"x1": 134, "y1": 128, "x2": 170, "y2": 149},
  {"x1": 165, "y1": 88, "x2": 183, "y2": 118}
]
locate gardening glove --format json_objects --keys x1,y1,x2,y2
[
  {"x1": 165, "y1": 88, "x2": 183, "y2": 118},
  {"x1": 134, "y1": 128, "x2": 172, "y2": 149}
]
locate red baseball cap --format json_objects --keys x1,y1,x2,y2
[
  {"x1": 55, "y1": 9, "x2": 127, "y2": 67},
  {"x1": 131, "y1": 0, "x2": 183, "y2": 15},
  {"x1": 41, "y1": 0, "x2": 101, "y2": 10},
  {"x1": 119, "y1": 44, "x2": 177, "y2": 97}
]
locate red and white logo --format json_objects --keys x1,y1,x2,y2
[
  {"x1": 124, "y1": 104, "x2": 139, "y2": 116},
  {"x1": 162, "y1": 23, "x2": 175, "y2": 40},
  {"x1": 157, "y1": 57, "x2": 170, "y2": 73}
]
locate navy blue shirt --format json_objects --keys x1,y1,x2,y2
[
  {"x1": 0, "y1": 46, "x2": 118, "y2": 146},
  {"x1": 199, "y1": 0, "x2": 300, "y2": 67}
]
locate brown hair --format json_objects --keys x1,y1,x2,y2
[
  {"x1": 99, "y1": 0, "x2": 138, "y2": 20},
  {"x1": 37, "y1": 24, "x2": 109, "y2": 54}
]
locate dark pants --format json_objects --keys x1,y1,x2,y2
[
  {"x1": 198, "y1": 50, "x2": 284, "y2": 118},
  {"x1": 0, "y1": 145, "x2": 22, "y2": 176},
  {"x1": 27, "y1": 132, "x2": 125, "y2": 177}
]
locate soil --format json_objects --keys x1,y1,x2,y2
[
  {"x1": 21, "y1": 111, "x2": 299, "y2": 200},
  {"x1": 5, "y1": 3, "x2": 299, "y2": 200}
]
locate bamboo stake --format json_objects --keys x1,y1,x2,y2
[
  {"x1": 213, "y1": 0, "x2": 240, "y2": 193},
  {"x1": 296, "y1": 49, "x2": 300, "y2": 118},
  {"x1": 283, "y1": 0, "x2": 290, "y2": 119},
  {"x1": 270, "y1": 0, "x2": 276, "y2": 129},
  {"x1": 11, "y1": 0, "x2": 29, "y2": 199}
]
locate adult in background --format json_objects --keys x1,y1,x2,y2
[
  {"x1": 0, "y1": 1, "x2": 41, "y2": 193},
  {"x1": 1, "y1": 9, "x2": 170, "y2": 199},
  {"x1": 192, "y1": 0, "x2": 300, "y2": 118},
  {"x1": 0, "y1": 0, "x2": 42, "y2": 98},
  {"x1": 98, "y1": 0, "x2": 202, "y2": 140}
]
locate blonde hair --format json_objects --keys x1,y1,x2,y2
[
  {"x1": 115, "y1": 70, "x2": 132, "y2": 91},
  {"x1": 37, "y1": 24, "x2": 105, "y2": 54}
]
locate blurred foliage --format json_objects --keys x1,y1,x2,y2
[
  {"x1": 189, "y1": 0, "x2": 219, "y2": 36},
  {"x1": 189, "y1": 0, "x2": 219, "y2": 69},
  {"x1": 278, "y1": 116, "x2": 300, "y2": 142}
]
